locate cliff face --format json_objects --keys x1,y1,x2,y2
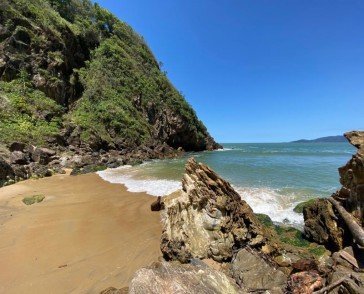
[{"x1": 0, "y1": 0, "x2": 219, "y2": 152}]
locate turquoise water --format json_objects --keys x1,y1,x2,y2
[{"x1": 98, "y1": 142, "x2": 354, "y2": 225}]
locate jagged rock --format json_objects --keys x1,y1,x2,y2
[
  {"x1": 100, "y1": 287, "x2": 128, "y2": 294},
  {"x1": 30, "y1": 147, "x2": 56, "y2": 165},
  {"x1": 327, "y1": 267, "x2": 364, "y2": 294},
  {"x1": 161, "y1": 157, "x2": 264, "y2": 263},
  {"x1": 230, "y1": 248, "x2": 287, "y2": 293},
  {"x1": 303, "y1": 198, "x2": 348, "y2": 251},
  {"x1": 287, "y1": 271, "x2": 323, "y2": 294},
  {"x1": 129, "y1": 260, "x2": 242, "y2": 294},
  {"x1": 338, "y1": 131, "x2": 364, "y2": 223},
  {"x1": 10, "y1": 151, "x2": 29, "y2": 165},
  {"x1": 151, "y1": 196, "x2": 164, "y2": 211},
  {"x1": 0, "y1": 156, "x2": 14, "y2": 185}
]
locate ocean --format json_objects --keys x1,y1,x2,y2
[{"x1": 97, "y1": 142, "x2": 355, "y2": 226}]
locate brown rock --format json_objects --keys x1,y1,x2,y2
[
  {"x1": 100, "y1": 287, "x2": 128, "y2": 294},
  {"x1": 0, "y1": 156, "x2": 14, "y2": 186},
  {"x1": 150, "y1": 196, "x2": 164, "y2": 211},
  {"x1": 340, "y1": 131, "x2": 364, "y2": 223},
  {"x1": 31, "y1": 147, "x2": 56, "y2": 165},
  {"x1": 10, "y1": 151, "x2": 29, "y2": 165},
  {"x1": 9, "y1": 142, "x2": 26, "y2": 152},
  {"x1": 303, "y1": 199, "x2": 347, "y2": 251},
  {"x1": 129, "y1": 260, "x2": 241, "y2": 294},
  {"x1": 287, "y1": 271, "x2": 323, "y2": 294},
  {"x1": 292, "y1": 259, "x2": 318, "y2": 272},
  {"x1": 161, "y1": 157, "x2": 264, "y2": 262}
]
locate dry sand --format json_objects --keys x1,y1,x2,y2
[{"x1": 0, "y1": 172, "x2": 162, "y2": 293}]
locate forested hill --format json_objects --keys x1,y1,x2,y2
[
  {"x1": 291, "y1": 136, "x2": 346, "y2": 143},
  {"x1": 0, "y1": 0, "x2": 219, "y2": 152}
]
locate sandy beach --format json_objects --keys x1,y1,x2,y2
[{"x1": 0, "y1": 172, "x2": 162, "y2": 293}]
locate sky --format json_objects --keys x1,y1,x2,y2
[{"x1": 97, "y1": 0, "x2": 364, "y2": 143}]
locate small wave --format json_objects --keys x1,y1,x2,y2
[
  {"x1": 97, "y1": 166, "x2": 181, "y2": 196},
  {"x1": 215, "y1": 148, "x2": 233, "y2": 152},
  {"x1": 234, "y1": 186, "x2": 303, "y2": 226}
]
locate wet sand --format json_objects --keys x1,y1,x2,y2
[{"x1": 0, "y1": 173, "x2": 162, "y2": 293}]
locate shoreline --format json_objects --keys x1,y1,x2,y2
[{"x1": 0, "y1": 172, "x2": 162, "y2": 293}]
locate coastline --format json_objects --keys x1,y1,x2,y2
[{"x1": 0, "y1": 172, "x2": 162, "y2": 293}]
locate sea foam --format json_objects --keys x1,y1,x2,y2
[
  {"x1": 97, "y1": 165, "x2": 181, "y2": 196},
  {"x1": 235, "y1": 186, "x2": 303, "y2": 226}
]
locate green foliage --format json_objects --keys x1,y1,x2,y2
[
  {"x1": 1, "y1": 0, "x2": 212, "y2": 150},
  {"x1": 275, "y1": 225, "x2": 311, "y2": 247},
  {"x1": 255, "y1": 213, "x2": 274, "y2": 227},
  {"x1": 22, "y1": 195, "x2": 45, "y2": 205},
  {"x1": 293, "y1": 198, "x2": 317, "y2": 213},
  {"x1": 0, "y1": 80, "x2": 63, "y2": 144},
  {"x1": 308, "y1": 245, "x2": 327, "y2": 257}
]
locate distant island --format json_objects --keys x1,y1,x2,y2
[{"x1": 291, "y1": 135, "x2": 346, "y2": 143}]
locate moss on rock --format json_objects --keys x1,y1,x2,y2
[{"x1": 22, "y1": 195, "x2": 45, "y2": 205}]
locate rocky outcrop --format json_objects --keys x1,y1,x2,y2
[
  {"x1": 337, "y1": 131, "x2": 364, "y2": 223},
  {"x1": 107, "y1": 156, "x2": 364, "y2": 293},
  {"x1": 303, "y1": 199, "x2": 348, "y2": 251},
  {"x1": 161, "y1": 157, "x2": 264, "y2": 263},
  {"x1": 129, "y1": 260, "x2": 241, "y2": 294},
  {"x1": 230, "y1": 248, "x2": 287, "y2": 293},
  {"x1": 303, "y1": 131, "x2": 364, "y2": 251},
  {"x1": 0, "y1": 0, "x2": 220, "y2": 156}
]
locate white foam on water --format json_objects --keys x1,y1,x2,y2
[
  {"x1": 215, "y1": 148, "x2": 233, "y2": 151},
  {"x1": 97, "y1": 165, "x2": 181, "y2": 196},
  {"x1": 234, "y1": 186, "x2": 303, "y2": 226}
]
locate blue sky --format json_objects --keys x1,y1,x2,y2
[{"x1": 97, "y1": 0, "x2": 364, "y2": 143}]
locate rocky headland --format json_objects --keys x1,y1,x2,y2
[
  {"x1": 0, "y1": 0, "x2": 220, "y2": 187},
  {"x1": 108, "y1": 131, "x2": 364, "y2": 293}
]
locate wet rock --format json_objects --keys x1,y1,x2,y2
[
  {"x1": 161, "y1": 157, "x2": 264, "y2": 262},
  {"x1": 230, "y1": 248, "x2": 287, "y2": 293},
  {"x1": 70, "y1": 164, "x2": 106, "y2": 175},
  {"x1": 129, "y1": 260, "x2": 241, "y2": 294}
]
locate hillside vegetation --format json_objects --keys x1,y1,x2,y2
[{"x1": 0, "y1": 0, "x2": 218, "y2": 151}]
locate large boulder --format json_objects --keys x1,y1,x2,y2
[
  {"x1": 129, "y1": 260, "x2": 241, "y2": 294},
  {"x1": 30, "y1": 147, "x2": 56, "y2": 165},
  {"x1": 0, "y1": 156, "x2": 14, "y2": 186},
  {"x1": 303, "y1": 199, "x2": 349, "y2": 251},
  {"x1": 10, "y1": 151, "x2": 30, "y2": 165},
  {"x1": 161, "y1": 157, "x2": 264, "y2": 262},
  {"x1": 230, "y1": 248, "x2": 287, "y2": 293}
]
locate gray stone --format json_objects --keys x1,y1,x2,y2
[{"x1": 231, "y1": 248, "x2": 287, "y2": 293}]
